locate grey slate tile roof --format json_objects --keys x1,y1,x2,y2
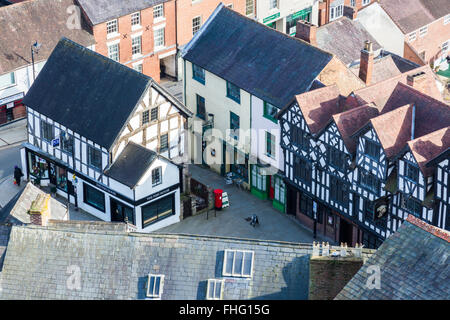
[
  {"x1": 379, "y1": 0, "x2": 450, "y2": 34},
  {"x1": 335, "y1": 215, "x2": 450, "y2": 300},
  {"x1": 76, "y1": 0, "x2": 168, "y2": 25},
  {"x1": 0, "y1": 0, "x2": 95, "y2": 75},
  {"x1": 0, "y1": 224, "x2": 316, "y2": 300},
  {"x1": 316, "y1": 17, "x2": 381, "y2": 65},
  {"x1": 23, "y1": 38, "x2": 151, "y2": 150},
  {"x1": 182, "y1": 3, "x2": 333, "y2": 108},
  {"x1": 0, "y1": 225, "x2": 11, "y2": 270},
  {"x1": 105, "y1": 142, "x2": 158, "y2": 188}
]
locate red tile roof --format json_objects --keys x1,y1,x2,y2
[
  {"x1": 406, "y1": 215, "x2": 450, "y2": 242},
  {"x1": 407, "y1": 127, "x2": 450, "y2": 176},
  {"x1": 345, "y1": 65, "x2": 443, "y2": 112},
  {"x1": 370, "y1": 104, "x2": 413, "y2": 158},
  {"x1": 294, "y1": 85, "x2": 343, "y2": 134},
  {"x1": 333, "y1": 104, "x2": 379, "y2": 154}
]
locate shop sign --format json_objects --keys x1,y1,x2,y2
[
  {"x1": 263, "y1": 12, "x2": 280, "y2": 24},
  {"x1": 52, "y1": 138, "x2": 60, "y2": 147},
  {"x1": 0, "y1": 92, "x2": 24, "y2": 106},
  {"x1": 291, "y1": 7, "x2": 312, "y2": 20}
]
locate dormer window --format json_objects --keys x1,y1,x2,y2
[
  {"x1": 206, "y1": 279, "x2": 224, "y2": 300},
  {"x1": 146, "y1": 274, "x2": 164, "y2": 299},
  {"x1": 222, "y1": 249, "x2": 254, "y2": 278}
]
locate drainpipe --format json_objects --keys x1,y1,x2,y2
[
  {"x1": 411, "y1": 104, "x2": 416, "y2": 140},
  {"x1": 174, "y1": 0, "x2": 179, "y2": 80}
]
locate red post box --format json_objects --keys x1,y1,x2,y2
[{"x1": 214, "y1": 189, "x2": 223, "y2": 210}]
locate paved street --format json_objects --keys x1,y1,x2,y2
[
  {"x1": 0, "y1": 119, "x2": 27, "y2": 149},
  {"x1": 157, "y1": 165, "x2": 333, "y2": 244}
]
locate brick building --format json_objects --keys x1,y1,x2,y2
[
  {"x1": 356, "y1": 0, "x2": 450, "y2": 68},
  {"x1": 76, "y1": 0, "x2": 177, "y2": 82},
  {"x1": 318, "y1": 0, "x2": 374, "y2": 26}
]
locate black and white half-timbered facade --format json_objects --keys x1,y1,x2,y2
[
  {"x1": 427, "y1": 147, "x2": 450, "y2": 231},
  {"x1": 392, "y1": 128, "x2": 450, "y2": 233},
  {"x1": 278, "y1": 75, "x2": 450, "y2": 248},
  {"x1": 20, "y1": 38, "x2": 192, "y2": 232}
]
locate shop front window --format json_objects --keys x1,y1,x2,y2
[
  {"x1": 274, "y1": 176, "x2": 285, "y2": 204},
  {"x1": 142, "y1": 194, "x2": 175, "y2": 228},
  {"x1": 56, "y1": 167, "x2": 68, "y2": 192},
  {"x1": 231, "y1": 149, "x2": 248, "y2": 182},
  {"x1": 28, "y1": 153, "x2": 49, "y2": 179},
  {"x1": 286, "y1": 7, "x2": 312, "y2": 35},
  {"x1": 251, "y1": 165, "x2": 266, "y2": 191}
]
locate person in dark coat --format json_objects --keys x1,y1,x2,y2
[{"x1": 14, "y1": 166, "x2": 24, "y2": 187}]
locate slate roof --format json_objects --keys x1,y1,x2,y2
[
  {"x1": 76, "y1": 0, "x2": 168, "y2": 25},
  {"x1": 0, "y1": 224, "x2": 315, "y2": 300},
  {"x1": 0, "y1": 0, "x2": 95, "y2": 74},
  {"x1": 0, "y1": 182, "x2": 68, "y2": 225},
  {"x1": 105, "y1": 142, "x2": 158, "y2": 188},
  {"x1": 335, "y1": 215, "x2": 450, "y2": 300},
  {"x1": 182, "y1": 3, "x2": 333, "y2": 108},
  {"x1": 332, "y1": 104, "x2": 379, "y2": 154},
  {"x1": 23, "y1": 38, "x2": 151, "y2": 150},
  {"x1": 316, "y1": 17, "x2": 381, "y2": 65},
  {"x1": 379, "y1": 0, "x2": 450, "y2": 34},
  {"x1": 407, "y1": 127, "x2": 450, "y2": 176},
  {"x1": 0, "y1": 225, "x2": 11, "y2": 270}
]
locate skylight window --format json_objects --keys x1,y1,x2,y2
[
  {"x1": 222, "y1": 250, "x2": 254, "y2": 277},
  {"x1": 146, "y1": 274, "x2": 164, "y2": 299}
]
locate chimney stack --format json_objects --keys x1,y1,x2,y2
[
  {"x1": 407, "y1": 72, "x2": 427, "y2": 92},
  {"x1": 295, "y1": 20, "x2": 317, "y2": 46},
  {"x1": 359, "y1": 40, "x2": 374, "y2": 85},
  {"x1": 29, "y1": 194, "x2": 51, "y2": 226}
]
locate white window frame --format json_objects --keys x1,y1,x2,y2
[
  {"x1": 269, "y1": 0, "x2": 278, "y2": 10},
  {"x1": 222, "y1": 249, "x2": 254, "y2": 278},
  {"x1": 146, "y1": 274, "x2": 164, "y2": 299},
  {"x1": 192, "y1": 16, "x2": 202, "y2": 35},
  {"x1": 131, "y1": 35, "x2": 142, "y2": 56},
  {"x1": 246, "y1": 0, "x2": 254, "y2": 16},
  {"x1": 442, "y1": 40, "x2": 449, "y2": 54},
  {"x1": 0, "y1": 72, "x2": 16, "y2": 90},
  {"x1": 106, "y1": 19, "x2": 118, "y2": 37},
  {"x1": 153, "y1": 4, "x2": 164, "y2": 20},
  {"x1": 206, "y1": 279, "x2": 224, "y2": 300},
  {"x1": 419, "y1": 26, "x2": 428, "y2": 37},
  {"x1": 154, "y1": 27, "x2": 165, "y2": 49},
  {"x1": 131, "y1": 12, "x2": 141, "y2": 28},
  {"x1": 408, "y1": 32, "x2": 416, "y2": 42},
  {"x1": 362, "y1": 0, "x2": 370, "y2": 5},
  {"x1": 330, "y1": 5, "x2": 343, "y2": 21},
  {"x1": 444, "y1": 14, "x2": 450, "y2": 25},
  {"x1": 107, "y1": 43, "x2": 120, "y2": 61},
  {"x1": 152, "y1": 166, "x2": 162, "y2": 186},
  {"x1": 133, "y1": 62, "x2": 143, "y2": 73}
]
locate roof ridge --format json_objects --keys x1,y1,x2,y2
[
  {"x1": 408, "y1": 125, "x2": 450, "y2": 145},
  {"x1": 396, "y1": 81, "x2": 448, "y2": 106},
  {"x1": 0, "y1": 0, "x2": 33, "y2": 12},
  {"x1": 216, "y1": 4, "x2": 333, "y2": 58},
  {"x1": 58, "y1": 37, "x2": 153, "y2": 84},
  {"x1": 296, "y1": 83, "x2": 339, "y2": 99},
  {"x1": 406, "y1": 215, "x2": 450, "y2": 242}
]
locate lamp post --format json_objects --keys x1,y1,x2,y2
[{"x1": 31, "y1": 41, "x2": 41, "y2": 81}]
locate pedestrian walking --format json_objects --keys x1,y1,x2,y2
[{"x1": 14, "y1": 166, "x2": 24, "y2": 187}]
